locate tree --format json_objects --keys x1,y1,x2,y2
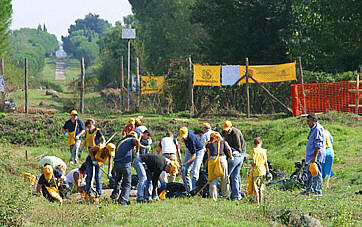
[
  {"x1": 0, "y1": 0, "x2": 12, "y2": 56},
  {"x1": 62, "y1": 13, "x2": 111, "y2": 67},
  {"x1": 289, "y1": 0, "x2": 362, "y2": 72}
]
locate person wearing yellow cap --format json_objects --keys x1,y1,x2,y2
[
  {"x1": 122, "y1": 118, "x2": 136, "y2": 137},
  {"x1": 221, "y1": 120, "x2": 247, "y2": 201},
  {"x1": 36, "y1": 164, "x2": 67, "y2": 202},
  {"x1": 200, "y1": 123, "x2": 222, "y2": 166},
  {"x1": 301, "y1": 114, "x2": 326, "y2": 196},
  {"x1": 62, "y1": 110, "x2": 85, "y2": 164},
  {"x1": 85, "y1": 143, "x2": 115, "y2": 198},
  {"x1": 179, "y1": 127, "x2": 205, "y2": 192},
  {"x1": 133, "y1": 154, "x2": 174, "y2": 202}
]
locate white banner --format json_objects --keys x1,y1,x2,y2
[
  {"x1": 0, "y1": 75, "x2": 4, "y2": 92},
  {"x1": 222, "y1": 65, "x2": 240, "y2": 86}
]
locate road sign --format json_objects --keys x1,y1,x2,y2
[{"x1": 122, "y1": 29, "x2": 136, "y2": 40}]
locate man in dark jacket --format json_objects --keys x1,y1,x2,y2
[
  {"x1": 222, "y1": 120, "x2": 247, "y2": 200},
  {"x1": 134, "y1": 154, "x2": 173, "y2": 202}
]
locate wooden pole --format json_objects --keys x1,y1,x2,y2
[
  {"x1": 80, "y1": 58, "x2": 85, "y2": 113},
  {"x1": 137, "y1": 57, "x2": 140, "y2": 109},
  {"x1": 0, "y1": 58, "x2": 5, "y2": 112},
  {"x1": 189, "y1": 56, "x2": 194, "y2": 116},
  {"x1": 298, "y1": 56, "x2": 306, "y2": 114},
  {"x1": 249, "y1": 76, "x2": 293, "y2": 114},
  {"x1": 25, "y1": 150, "x2": 28, "y2": 161},
  {"x1": 24, "y1": 58, "x2": 28, "y2": 114},
  {"x1": 246, "y1": 57, "x2": 250, "y2": 118},
  {"x1": 356, "y1": 71, "x2": 360, "y2": 114}
]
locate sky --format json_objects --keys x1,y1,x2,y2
[{"x1": 10, "y1": 0, "x2": 133, "y2": 41}]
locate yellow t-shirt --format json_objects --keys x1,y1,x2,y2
[{"x1": 251, "y1": 147, "x2": 267, "y2": 176}]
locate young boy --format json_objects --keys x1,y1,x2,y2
[{"x1": 249, "y1": 137, "x2": 271, "y2": 205}]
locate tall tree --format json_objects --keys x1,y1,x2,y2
[
  {"x1": 62, "y1": 13, "x2": 111, "y2": 67},
  {"x1": 0, "y1": 0, "x2": 12, "y2": 55},
  {"x1": 192, "y1": 0, "x2": 296, "y2": 65}
]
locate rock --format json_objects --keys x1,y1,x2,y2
[
  {"x1": 289, "y1": 214, "x2": 322, "y2": 227},
  {"x1": 46, "y1": 89, "x2": 58, "y2": 96},
  {"x1": 39, "y1": 102, "x2": 44, "y2": 106}
]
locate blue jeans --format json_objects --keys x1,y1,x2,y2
[
  {"x1": 134, "y1": 157, "x2": 153, "y2": 201},
  {"x1": 228, "y1": 151, "x2": 246, "y2": 200},
  {"x1": 182, "y1": 148, "x2": 205, "y2": 191},
  {"x1": 306, "y1": 161, "x2": 323, "y2": 194},
  {"x1": 85, "y1": 156, "x2": 102, "y2": 195},
  {"x1": 111, "y1": 162, "x2": 132, "y2": 203}
]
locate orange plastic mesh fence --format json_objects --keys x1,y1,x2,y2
[{"x1": 291, "y1": 81, "x2": 362, "y2": 116}]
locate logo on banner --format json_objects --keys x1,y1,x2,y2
[{"x1": 202, "y1": 70, "x2": 212, "y2": 80}]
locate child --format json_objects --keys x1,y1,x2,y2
[{"x1": 249, "y1": 137, "x2": 271, "y2": 205}]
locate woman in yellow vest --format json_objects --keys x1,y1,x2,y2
[
  {"x1": 82, "y1": 118, "x2": 106, "y2": 151},
  {"x1": 62, "y1": 110, "x2": 85, "y2": 164}
]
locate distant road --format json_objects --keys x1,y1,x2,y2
[{"x1": 55, "y1": 59, "x2": 66, "y2": 80}]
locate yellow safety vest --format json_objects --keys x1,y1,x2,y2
[
  {"x1": 67, "y1": 120, "x2": 78, "y2": 146},
  {"x1": 86, "y1": 128, "x2": 99, "y2": 147}
]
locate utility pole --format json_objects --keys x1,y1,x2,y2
[
  {"x1": 246, "y1": 57, "x2": 250, "y2": 118},
  {"x1": 122, "y1": 28, "x2": 136, "y2": 112}
]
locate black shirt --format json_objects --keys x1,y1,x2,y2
[
  {"x1": 140, "y1": 154, "x2": 167, "y2": 191},
  {"x1": 222, "y1": 127, "x2": 246, "y2": 152}
]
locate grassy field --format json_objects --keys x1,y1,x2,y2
[{"x1": 0, "y1": 112, "x2": 361, "y2": 226}]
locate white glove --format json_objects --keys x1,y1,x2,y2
[
  {"x1": 75, "y1": 135, "x2": 80, "y2": 140},
  {"x1": 64, "y1": 132, "x2": 69, "y2": 137}
]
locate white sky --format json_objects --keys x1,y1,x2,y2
[{"x1": 11, "y1": 0, "x2": 133, "y2": 41}]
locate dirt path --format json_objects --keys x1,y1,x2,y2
[{"x1": 55, "y1": 59, "x2": 66, "y2": 80}]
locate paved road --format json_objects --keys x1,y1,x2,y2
[{"x1": 55, "y1": 59, "x2": 66, "y2": 80}]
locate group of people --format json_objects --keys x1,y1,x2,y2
[{"x1": 36, "y1": 110, "x2": 335, "y2": 205}]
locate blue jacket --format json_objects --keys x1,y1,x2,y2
[{"x1": 183, "y1": 130, "x2": 203, "y2": 154}]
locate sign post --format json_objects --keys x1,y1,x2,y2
[{"x1": 122, "y1": 28, "x2": 136, "y2": 112}]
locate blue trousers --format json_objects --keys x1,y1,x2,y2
[
  {"x1": 111, "y1": 162, "x2": 132, "y2": 203},
  {"x1": 182, "y1": 148, "x2": 205, "y2": 191},
  {"x1": 228, "y1": 151, "x2": 246, "y2": 200},
  {"x1": 306, "y1": 161, "x2": 323, "y2": 194},
  {"x1": 134, "y1": 157, "x2": 153, "y2": 201},
  {"x1": 85, "y1": 156, "x2": 102, "y2": 196}
]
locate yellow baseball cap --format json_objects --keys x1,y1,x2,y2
[
  {"x1": 135, "y1": 118, "x2": 141, "y2": 124},
  {"x1": 44, "y1": 165, "x2": 54, "y2": 180},
  {"x1": 223, "y1": 120, "x2": 232, "y2": 131},
  {"x1": 71, "y1": 110, "x2": 78, "y2": 115},
  {"x1": 180, "y1": 127, "x2": 188, "y2": 139},
  {"x1": 201, "y1": 122, "x2": 211, "y2": 129}
]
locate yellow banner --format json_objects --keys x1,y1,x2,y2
[
  {"x1": 193, "y1": 64, "x2": 221, "y2": 86},
  {"x1": 240, "y1": 62, "x2": 296, "y2": 84},
  {"x1": 141, "y1": 76, "x2": 166, "y2": 94}
]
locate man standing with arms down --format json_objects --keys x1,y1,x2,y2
[
  {"x1": 62, "y1": 110, "x2": 85, "y2": 164},
  {"x1": 222, "y1": 120, "x2": 247, "y2": 200},
  {"x1": 180, "y1": 127, "x2": 205, "y2": 192},
  {"x1": 301, "y1": 114, "x2": 326, "y2": 196}
]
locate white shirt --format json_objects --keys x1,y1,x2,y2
[
  {"x1": 65, "y1": 169, "x2": 85, "y2": 185},
  {"x1": 160, "y1": 137, "x2": 177, "y2": 154},
  {"x1": 200, "y1": 129, "x2": 222, "y2": 146}
]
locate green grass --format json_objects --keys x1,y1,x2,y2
[{"x1": 0, "y1": 112, "x2": 361, "y2": 226}]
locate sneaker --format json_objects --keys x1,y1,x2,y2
[
  {"x1": 69, "y1": 161, "x2": 74, "y2": 165},
  {"x1": 74, "y1": 159, "x2": 78, "y2": 164},
  {"x1": 300, "y1": 191, "x2": 310, "y2": 196},
  {"x1": 312, "y1": 193, "x2": 323, "y2": 197}
]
